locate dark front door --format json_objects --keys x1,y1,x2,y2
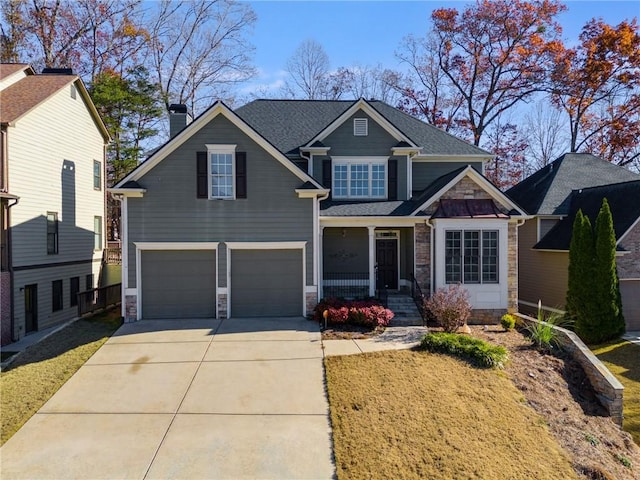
[
  {"x1": 376, "y1": 239, "x2": 398, "y2": 290},
  {"x1": 24, "y1": 284, "x2": 38, "y2": 333}
]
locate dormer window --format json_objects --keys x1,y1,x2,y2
[{"x1": 353, "y1": 118, "x2": 368, "y2": 136}]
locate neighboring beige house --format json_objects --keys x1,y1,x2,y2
[
  {"x1": 0, "y1": 64, "x2": 110, "y2": 345},
  {"x1": 507, "y1": 153, "x2": 640, "y2": 331}
]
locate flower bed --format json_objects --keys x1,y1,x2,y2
[{"x1": 314, "y1": 298, "x2": 394, "y2": 328}]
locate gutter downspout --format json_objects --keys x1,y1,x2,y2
[{"x1": 316, "y1": 190, "x2": 330, "y2": 301}]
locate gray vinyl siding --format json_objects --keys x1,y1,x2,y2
[
  {"x1": 12, "y1": 260, "x2": 101, "y2": 337},
  {"x1": 323, "y1": 111, "x2": 399, "y2": 157},
  {"x1": 412, "y1": 162, "x2": 483, "y2": 195},
  {"x1": 126, "y1": 115, "x2": 314, "y2": 288},
  {"x1": 393, "y1": 155, "x2": 408, "y2": 200},
  {"x1": 323, "y1": 227, "x2": 369, "y2": 274}
]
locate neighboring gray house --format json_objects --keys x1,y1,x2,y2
[
  {"x1": 111, "y1": 99, "x2": 526, "y2": 322},
  {"x1": 506, "y1": 153, "x2": 640, "y2": 330},
  {"x1": 0, "y1": 64, "x2": 110, "y2": 344}
]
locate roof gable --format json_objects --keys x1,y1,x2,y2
[
  {"x1": 411, "y1": 166, "x2": 526, "y2": 217},
  {"x1": 535, "y1": 180, "x2": 640, "y2": 250},
  {"x1": 506, "y1": 153, "x2": 640, "y2": 216},
  {"x1": 0, "y1": 71, "x2": 110, "y2": 142},
  {"x1": 113, "y1": 101, "x2": 325, "y2": 191}
]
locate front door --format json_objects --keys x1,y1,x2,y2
[
  {"x1": 24, "y1": 284, "x2": 38, "y2": 333},
  {"x1": 376, "y1": 239, "x2": 398, "y2": 290}
]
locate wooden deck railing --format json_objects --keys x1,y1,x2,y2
[{"x1": 77, "y1": 283, "x2": 121, "y2": 317}]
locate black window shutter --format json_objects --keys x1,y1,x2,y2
[
  {"x1": 322, "y1": 159, "x2": 332, "y2": 199},
  {"x1": 388, "y1": 159, "x2": 398, "y2": 200},
  {"x1": 236, "y1": 152, "x2": 247, "y2": 199},
  {"x1": 196, "y1": 151, "x2": 208, "y2": 198}
]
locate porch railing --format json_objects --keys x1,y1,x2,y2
[
  {"x1": 77, "y1": 283, "x2": 121, "y2": 317},
  {"x1": 104, "y1": 247, "x2": 122, "y2": 265},
  {"x1": 322, "y1": 272, "x2": 369, "y2": 299},
  {"x1": 410, "y1": 273, "x2": 429, "y2": 325}
]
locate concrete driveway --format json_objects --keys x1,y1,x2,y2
[{"x1": 1, "y1": 318, "x2": 335, "y2": 480}]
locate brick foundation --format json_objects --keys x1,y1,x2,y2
[
  {"x1": 414, "y1": 223, "x2": 431, "y2": 293},
  {"x1": 306, "y1": 291, "x2": 318, "y2": 317},
  {"x1": 469, "y1": 309, "x2": 506, "y2": 324},
  {"x1": 124, "y1": 295, "x2": 137, "y2": 322}
]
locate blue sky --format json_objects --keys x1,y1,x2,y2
[{"x1": 243, "y1": 0, "x2": 640, "y2": 94}]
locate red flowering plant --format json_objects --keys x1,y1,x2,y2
[{"x1": 314, "y1": 298, "x2": 394, "y2": 328}]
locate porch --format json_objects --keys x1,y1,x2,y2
[{"x1": 320, "y1": 225, "x2": 429, "y2": 300}]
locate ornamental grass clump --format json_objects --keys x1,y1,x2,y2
[
  {"x1": 419, "y1": 332, "x2": 508, "y2": 369},
  {"x1": 423, "y1": 284, "x2": 471, "y2": 333}
]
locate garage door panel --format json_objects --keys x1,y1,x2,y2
[
  {"x1": 142, "y1": 250, "x2": 216, "y2": 319},
  {"x1": 231, "y1": 250, "x2": 303, "y2": 317}
]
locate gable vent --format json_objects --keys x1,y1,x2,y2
[{"x1": 354, "y1": 118, "x2": 368, "y2": 136}]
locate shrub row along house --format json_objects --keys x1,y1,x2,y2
[
  {"x1": 111, "y1": 99, "x2": 527, "y2": 322},
  {"x1": 0, "y1": 64, "x2": 110, "y2": 345}
]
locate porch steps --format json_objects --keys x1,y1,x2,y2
[{"x1": 386, "y1": 294, "x2": 424, "y2": 327}]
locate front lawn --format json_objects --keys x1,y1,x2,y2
[
  {"x1": 1, "y1": 309, "x2": 122, "y2": 445},
  {"x1": 591, "y1": 339, "x2": 640, "y2": 445},
  {"x1": 325, "y1": 349, "x2": 578, "y2": 480}
]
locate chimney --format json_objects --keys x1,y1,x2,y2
[
  {"x1": 169, "y1": 104, "x2": 191, "y2": 139},
  {"x1": 42, "y1": 68, "x2": 74, "y2": 75}
]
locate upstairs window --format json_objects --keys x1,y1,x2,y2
[
  {"x1": 207, "y1": 145, "x2": 236, "y2": 199},
  {"x1": 93, "y1": 160, "x2": 102, "y2": 190},
  {"x1": 332, "y1": 158, "x2": 386, "y2": 199},
  {"x1": 94, "y1": 216, "x2": 102, "y2": 251},
  {"x1": 47, "y1": 212, "x2": 58, "y2": 254},
  {"x1": 353, "y1": 118, "x2": 368, "y2": 136},
  {"x1": 445, "y1": 230, "x2": 499, "y2": 284}
]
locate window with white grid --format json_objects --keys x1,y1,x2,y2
[
  {"x1": 332, "y1": 158, "x2": 386, "y2": 199},
  {"x1": 445, "y1": 230, "x2": 498, "y2": 284}
]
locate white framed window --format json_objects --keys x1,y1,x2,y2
[
  {"x1": 353, "y1": 118, "x2": 368, "y2": 136},
  {"x1": 207, "y1": 144, "x2": 236, "y2": 199},
  {"x1": 332, "y1": 157, "x2": 387, "y2": 199},
  {"x1": 445, "y1": 230, "x2": 499, "y2": 284}
]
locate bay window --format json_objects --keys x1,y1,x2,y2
[{"x1": 445, "y1": 230, "x2": 498, "y2": 284}]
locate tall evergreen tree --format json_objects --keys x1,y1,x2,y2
[
  {"x1": 593, "y1": 198, "x2": 625, "y2": 341},
  {"x1": 566, "y1": 210, "x2": 597, "y2": 340}
]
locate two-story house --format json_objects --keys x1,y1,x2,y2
[
  {"x1": 111, "y1": 99, "x2": 526, "y2": 323},
  {"x1": 0, "y1": 64, "x2": 110, "y2": 345}
]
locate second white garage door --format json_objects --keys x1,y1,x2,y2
[{"x1": 230, "y1": 249, "x2": 303, "y2": 317}]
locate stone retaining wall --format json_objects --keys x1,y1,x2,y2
[{"x1": 514, "y1": 313, "x2": 624, "y2": 426}]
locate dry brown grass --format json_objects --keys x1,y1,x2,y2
[
  {"x1": 1, "y1": 310, "x2": 122, "y2": 445},
  {"x1": 325, "y1": 349, "x2": 579, "y2": 480}
]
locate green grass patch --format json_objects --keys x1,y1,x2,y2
[
  {"x1": 418, "y1": 332, "x2": 509, "y2": 369},
  {"x1": 591, "y1": 339, "x2": 640, "y2": 445},
  {"x1": 1, "y1": 309, "x2": 122, "y2": 445}
]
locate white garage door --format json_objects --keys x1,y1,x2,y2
[
  {"x1": 141, "y1": 250, "x2": 216, "y2": 319},
  {"x1": 230, "y1": 249, "x2": 303, "y2": 317}
]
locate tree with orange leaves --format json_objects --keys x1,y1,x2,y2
[
  {"x1": 428, "y1": 0, "x2": 566, "y2": 146},
  {"x1": 550, "y1": 19, "x2": 640, "y2": 167}
]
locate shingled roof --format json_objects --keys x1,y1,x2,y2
[
  {"x1": 235, "y1": 99, "x2": 491, "y2": 157},
  {"x1": 0, "y1": 74, "x2": 77, "y2": 124},
  {"x1": 535, "y1": 180, "x2": 640, "y2": 250},
  {"x1": 506, "y1": 153, "x2": 639, "y2": 216}
]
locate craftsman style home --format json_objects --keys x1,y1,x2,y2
[
  {"x1": 112, "y1": 99, "x2": 526, "y2": 322},
  {"x1": 507, "y1": 153, "x2": 640, "y2": 330},
  {"x1": 0, "y1": 64, "x2": 110, "y2": 344}
]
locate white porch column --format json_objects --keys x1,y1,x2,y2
[
  {"x1": 319, "y1": 225, "x2": 325, "y2": 300},
  {"x1": 368, "y1": 226, "x2": 376, "y2": 297}
]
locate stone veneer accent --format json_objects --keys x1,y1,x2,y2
[
  {"x1": 423, "y1": 177, "x2": 511, "y2": 215},
  {"x1": 1, "y1": 271, "x2": 12, "y2": 345},
  {"x1": 507, "y1": 222, "x2": 518, "y2": 313},
  {"x1": 470, "y1": 309, "x2": 507, "y2": 324},
  {"x1": 124, "y1": 295, "x2": 137, "y2": 323},
  {"x1": 217, "y1": 293, "x2": 228, "y2": 319},
  {"x1": 306, "y1": 291, "x2": 318, "y2": 317},
  {"x1": 414, "y1": 223, "x2": 431, "y2": 294},
  {"x1": 515, "y1": 313, "x2": 624, "y2": 426}
]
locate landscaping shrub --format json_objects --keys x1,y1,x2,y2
[
  {"x1": 419, "y1": 332, "x2": 508, "y2": 369},
  {"x1": 525, "y1": 305, "x2": 569, "y2": 352},
  {"x1": 423, "y1": 284, "x2": 471, "y2": 333},
  {"x1": 500, "y1": 313, "x2": 516, "y2": 331},
  {"x1": 314, "y1": 298, "x2": 394, "y2": 328}
]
